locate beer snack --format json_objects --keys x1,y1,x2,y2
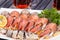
[{"x1": 0, "y1": 8, "x2": 60, "y2": 40}]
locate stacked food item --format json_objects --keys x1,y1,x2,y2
[{"x1": 0, "y1": 9, "x2": 59, "y2": 40}]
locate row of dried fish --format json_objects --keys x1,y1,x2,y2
[{"x1": 0, "y1": 28, "x2": 39, "y2": 40}]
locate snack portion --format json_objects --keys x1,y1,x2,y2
[{"x1": 0, "y1": 9, "x2": 59, "y2": 40}]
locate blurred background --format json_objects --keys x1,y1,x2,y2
[{"x1": 0, "y1": 0, "x2": 54, "y2": 10}]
